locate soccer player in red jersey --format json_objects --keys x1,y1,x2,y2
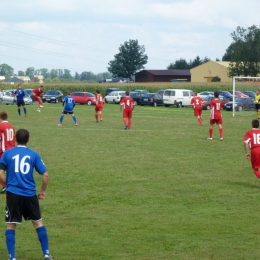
[
  {"x1": 0, "y1": 110, "x2": 15, "y2": 193},
  {"x1": 95, "y1": 90, "x2": 104, "y2": 122},
  {"x1": 243, "y1": 119, "x2": 260, "y2": 178},
  {"x1": 190, "y1": 92, "x2": 203, "y2": 125},
  {"x1": 32, "y1": 85, "x2": 44, "y2": 112},
  {"x1": 207, "y1": 91, "x2": 223, "y2": 140},
  {"x1": 120, "y1": 91, "x2": 135, "y2": 130}
]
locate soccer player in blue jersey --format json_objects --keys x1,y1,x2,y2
[
  {"x1": 58, "y1": 91, "x2": 78, "y2": 126},
  {"x1": 13, "y1": 84, "x2": 28, "y2": 117},
  {"x1": 0, "y1": 129, "x2": 53, "y2": 260}
]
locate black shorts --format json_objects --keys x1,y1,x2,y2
[
  {"x1": 5, "y1": 192, "x2": 42, "y2": 223},
  {"x1": 62, "y1": 110, "x2": 73, "y2": 115},
  {"x1": 17, "y1": 100, "x2": 25, "y2": 107}
]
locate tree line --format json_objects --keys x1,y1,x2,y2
[{"x1": 0, "y1": 25, "x2": 259, "y2": 81}]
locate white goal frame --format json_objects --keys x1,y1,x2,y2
[{"x1": 232, "y1": 76, "x2": 260, "y2": 117}]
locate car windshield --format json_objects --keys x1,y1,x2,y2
[
  {"x1": 203, "y1": 96, "x2": 213, "y2": 101},
  {"x1": 234, "y1": 98, "x2": 245, "y2": 102},
  {"x1": 119, "y1": 93, "x2": 125, "y2": 96},
  {"x1": 46, "y1": 91, "x2": 57, "y2": 95},
  {"x1": 87, "y1": 93, "x2": 95, "y2": 97}
]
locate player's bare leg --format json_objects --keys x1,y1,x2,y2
[
  {"x1": 99, "y1": 111, "x2": 103, "y2": 121},
  {"x1": 253, "y1": 169, "x2": 260, "y2": 178}
]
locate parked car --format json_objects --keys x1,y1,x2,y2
[
  {"x1": 163, "y1": 89, "x2": 193, "y2": 107},
  {"x1": 70, "y1": 92, "x2": 96, "y2": 105},
  {"x1": 24, "y1": 88, "x2": 34, "y2": 99},
  {"x1": 224, "y1": 97, "x2": 255, "y2": 111},
  {"x1": 2, "y1": 90, "x2": 16, "y2": 105},
  {"x1": 156, "y1": 90, "x2": 165, "y2": 96},
  {"x1": 202, "y1": 96, "x2": 229, "y2": 110},
  {"x1": 139, "y1": 93, "x2": 164, "y2": 107},
  {"x1": 198, "y1": 91, "x2": 214, "y2": 98},
  {"x1": 104, "y1": 88, "x2": 123, "y2": 97},
  {"x1": 243, "y1": 91, "x2": 256, "y2": 98},
  {"x1": 104, "y1": 91, "x2": 125, "y2": 104},
  {"x1": 132, "y1": 89, "x2": 149, "y2": 93},
  {"x1": 217, "y1": 91, "x2": 233, "y2": 100},
  {"x1": 129, "y1": 91, "x2": 146, "y2": 105},
  {"x1": 228, "y1": 90, "x2": 249, "y2": 98},
  {"x1": 43, "y1": 90, "x2": 63, "y2": 103}
]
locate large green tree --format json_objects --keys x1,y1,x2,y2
[
  {"x1": 167, "y1": 56, "x2": 210, "y2": 70},
  {"x1": 25, "y1": 67, "x2": 35, "y2": 78},
  {"x1": 108, "y1": 39, "x2": 148, "y2": 78},
  {"x1": 0, "y1": 63, "x2": 14, "y2": 76},
  {"x1": 226, "y1": 25, "x2": 260, "y2": 77}
]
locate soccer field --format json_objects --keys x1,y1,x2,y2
[{"x1": 0, "y1": 102, "x2": 259, "y2": 260}]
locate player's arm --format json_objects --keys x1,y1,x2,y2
[
  {"x1": 0, "y1": 163, "x2": 7, "y2": 185},
  {"x1": 243, "y1": 141, "x2": 250, "y2": 159},
  {"x1": 38, "y1": 171, "x2": 49, "y2": 199}
]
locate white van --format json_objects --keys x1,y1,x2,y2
[{"x1": 163, "y1": 89, "x2": 193, "y2": 107}]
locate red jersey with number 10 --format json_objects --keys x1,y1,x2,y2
[
  {"x1": 120, "y1": 96, "x2": 134, "y2": 111},
  {"x1": 210, "y1": 99, "x2": 222, "y2": 120},
  {"x1": 0, "y1": 121, "x2": 15, "y2": 158}
]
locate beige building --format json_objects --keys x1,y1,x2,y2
[{"x1": 190, "y1": 61, "x2": 231, "y2": 83}]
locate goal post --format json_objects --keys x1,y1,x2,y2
[{"x1": 232, "y1": 76, "x2": 260, "y2": 117}]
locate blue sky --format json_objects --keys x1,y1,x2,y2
[{"x1": 0, "y1": 0, "x2": 259, "y2": 75}]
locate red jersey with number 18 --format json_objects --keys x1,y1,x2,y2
[
  {"x1": 0, "y1": 121, "x2": 15, "y2": 158},
  {"x1": 210, "y1": 99, "x2": 222, "y2": 120},
  {"x1": 243, "y1": 129, "x2": 260, "y2": 150}
]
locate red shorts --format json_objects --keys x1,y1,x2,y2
[
  {"x1": 95, "y1": 105, "x2": 103, "y2": 112},
  {"x1": 33, "y1": 95, "x2": 41, "y2": 101},
  {"x1": 210, "y1": 119, "x2": 222, "y2": 125},
  {"x1": 123, "y1": 110, "x2": 132, "y2": 118},
  {"x1": 251, "y1": 148, "x2": 260, "y2": 169},
  {"x1": 194, "y1": 108, "x2": 202, "y2": 117}
]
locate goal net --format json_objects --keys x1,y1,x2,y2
[{"x1": 231, "y1": 76, "x2": 260, "y2": 117}]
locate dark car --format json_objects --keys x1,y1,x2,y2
[
  {"x1": 139, "y1": 93, "x2": 164, "y2": 107},
  {"x1": 243, "y1": 91, "x2": 256, "y2": 98},
  {"x1": 224, "y1": 97, "x2": 255, "y2": 111},
  {"x1": 104, "y1": 88, "x2": 123, "y2": 97},
  {"x1": 217, "y1": 91, "x2": 233, "y2": 100},
  {"x1": 202, "y1": 96, "x2": 230, "y2": 110},
  {"x1": 129, "y1": 91, "x2": 146, "y2": 105},
  {"x1": 228, "y1": 90, "x2": 249, "y2": 98},
  {"x1": 71, "y1": 92, "x2": 96, "y2": 105},
  {"x1": 132, "y1": 89, "x2": 149, "y2": 93},
  {"x1": 24, "y1": 88, "x2": 34, "y2": 99},
  {"x1": 43, "y1": 90, "x2": 63, "y2": 103}
]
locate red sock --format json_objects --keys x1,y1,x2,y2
[
  {"x1": 198, "y1": 118, "x2": 202, "y2": 125},
  {"x1": 123, "y1": 118, "x2": 127, "y2": 126},
  {"x1": 0, "y1": 180, "x2": 5, "y2": 187},
  {"x1": 128, "y1": 119, "x2": 132, "y2": 128},
  {"x1": 209, "y1": 128, "x2": 213, "y2": 138},
  {"x1": 253, "y1": 169, "x2": 260, "y2": 178},
  {"x1": 219, "y1": 128, "x2": 223, "y2": 138},
  {"x1": 95, "y1": 114, "x2": 98, "y2": 121}
]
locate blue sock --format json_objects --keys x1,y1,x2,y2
[
  {"x1": 18, "y1": 109, "x2": 21, "y2": 116},
  {"x1": 5, "y1": 229, "x2": 16, "y2": 259},
  {"x1": 72, "y1": 116, "x2": 77, "y2": 124},
  {"x1": 59, "y1": 115, "x2": 64, "y2": 124},
  {"x1": 24, "y1": 107, "x2": 27, "y2": 115},
  {"x1": 36, "y1": 226, "x2": 50, "y2": 257}
]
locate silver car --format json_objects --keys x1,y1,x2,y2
[{"x1": 2, "y1": 90, "x2": 33, "y2": 105}]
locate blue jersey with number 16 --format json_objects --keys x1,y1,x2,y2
[
  {"x1": 0, "y1": 146, "x2": 47, "y2": 197},
  {"x1": 63, "y1": 95, "x2": 75, "y2": 111}
]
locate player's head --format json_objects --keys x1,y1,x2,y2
[
  {"x1": 18, "y1": 84, "x2": 22, "y2": 89},
  {"x1": 0, "y1": 110, "x2": 8, "y2": 120},
  {"x1": 252, "y1": 119, "x2": 259, "y2": 129},
  {"x1": 67, "y1": 91, "x2": 71, "y2": 95},
  {"x1": 194, "y1": 92, "x2": 197, "y2": 96},
  {"x1": 96, "y1": 90, "x2": 100, "y2": 94},
  {"x1": 16, "y1": 129, "x2": 29, "y2": 145},
  {"x1": 125, "y1": 91, "x2": 129, "y2": 96},
  {"x1": 214, "y1": 92, "x2": 219, "y2": 98},
  {"x1": 40, "y1": 85, "x2": 44, "y2": 89}
]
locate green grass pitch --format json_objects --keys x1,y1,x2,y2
[{"x1": 0, "y1": 102, "x2": 260, "y2": 260}]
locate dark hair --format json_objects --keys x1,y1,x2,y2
[
  {"x1": 125, "y1": 91, "x2": 129, "y2": 96},
  {"x1": 40, "y1": 85, "x2": 44, "y2": 88},
  {"x1": 16, "y1": 129, "x2": 29, "y2": 145},
  {"x1": 252, "y1": 119, "x2": 259, "y2": 128},
  {"x1": 96, "y1": 90, "x2": 100, "y2": 94},
  {"x1": 0, "y1": 110, "x2": 8, "y2": 120},
  {"x1": 214, "y1": 92, "x2": 219, "y2": 98}
]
